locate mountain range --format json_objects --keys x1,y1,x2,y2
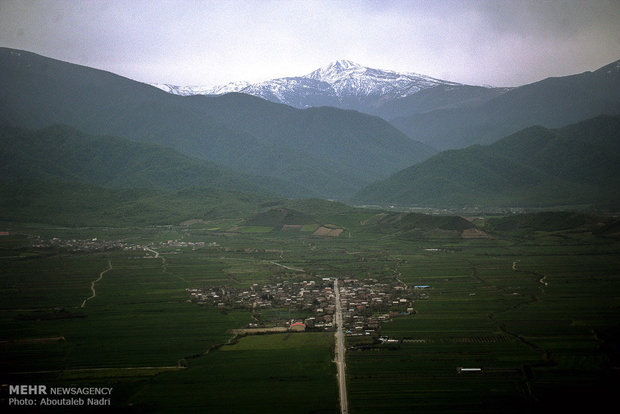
[
  {"x1": 0, "y1": 48, "x2": 433, "y2": 199},
  {"x1": 152, "y1": 57, "x2": 620, "y2": 152},
  {"x1": 1, "y1": 46, "x2": 619, "y2": 217},
  {"x1": 152, "y1": 59, "x2": 466, "y2": 113},
  {"x1": 390, "y1": 59, "x2": 620, "y2": 150}
]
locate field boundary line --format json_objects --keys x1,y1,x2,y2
[{"x1": 10, "y1": 366, "x2": 185, "y2": 375}]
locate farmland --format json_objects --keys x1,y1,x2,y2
[{"x1": 1, "y1": 212, "x2": 619, "y2": 412}]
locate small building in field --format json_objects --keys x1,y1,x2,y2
[{"x1": 457, "y1": 367, "x2": 483, "y2": 374}]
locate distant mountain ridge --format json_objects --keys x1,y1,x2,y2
[
  {"x1": 152, "y1": 59, "x2": 465, "y2": 112},
  {"x1": 153, "y1": 57, "x2": 620, "y2": 153},
  {"x1": 390, "y1": 58, "x2": 620, "y2": 150},
  {"x1": 353, "y1": 115, "x2": 620, "y2": 208}
]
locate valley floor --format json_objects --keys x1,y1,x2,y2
[{"x1": 1, "y1": 217, "x2": 619, "y2": 413}]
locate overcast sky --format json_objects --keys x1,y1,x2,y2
[{"x1": 1, "y1": 0, "x2": 620, "y2": 87}]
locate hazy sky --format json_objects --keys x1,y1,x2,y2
[{"x1": 1, "y1": 0, "x2": 620, "y2": 87}]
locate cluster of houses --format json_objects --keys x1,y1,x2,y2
[
  {"x1": 31, "y1": 236, "x2": 128, "y2": 252},
  {"x1": 188, "y1": 278, "x2": 338, "y2": 329},
  {"x1": 338, "y1": 278, "x2": 417, "y2": 335},
  {"x1": 188, "y1": 276, "x2": 420, "y2": 334},
  {"x1": 30, "y1": 235, "x2": 212, "y2": 255},
  {"x1": 153, "y1": 240, "x2": 209, "y2": 249}
]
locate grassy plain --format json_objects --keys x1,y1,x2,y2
[
  {"x1": 346, "y1": 228, "x2": 620, "y2": 413},
  {"x1": 1, "y1": 213, "x2": 619, "y2": 412},
  {"x1": 130, "y1": 332, "x2": 338, "y2": 413}
]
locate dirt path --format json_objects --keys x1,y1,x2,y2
[
  {"x1": 144, "y1": 246, "x2": 190, "y2": 284},
  {"x1": 144, "y1": 247, "x2": 160, "y2": 259},
  {"x1": 269, "y1": 261, "x2": 305, "y2": 272},
  {"x1": 393, "y1": 260, "x2": 408, "y2": 290},
  {"x1": 80, "y1": 260, "x2": 112, "y2": 308}
]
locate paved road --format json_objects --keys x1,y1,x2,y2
[{"x1": 334, "y1": 278, "x2": 348, "y2": 414}]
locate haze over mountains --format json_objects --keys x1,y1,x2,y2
[
  {"x1": 391, "y1": 59, "x2": 620, "y2": 150},
  {"x1": 354, "y1": 115, "x2": 620, "y2": 208},
  {"x1": 0, "y1": 123, "x2": 273, "y2": 194},
  {"x1": 154, "y1": 57, "x2": 620, "y2": 151},
  {"x1": 1, "y1": 46, "x2": 619, "y2": 214}
]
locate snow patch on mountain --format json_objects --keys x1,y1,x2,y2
[
  {"x1": 151, "y1": 83, "x2": 217, "y2": 96},
  {"x1": 304, "y1": 59, "x2": 458, "y2": 98}
]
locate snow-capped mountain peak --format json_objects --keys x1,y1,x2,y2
[
  {"x1": 304, "y1": 60, "x2": 460, "y2": 100},
  {"x1": 306, "y1": 59, "x2": 364, "y2": 81},
  {"x1": 150, "y1": 60, "x2": 464, "y2": 111},
  {"x1": 333, "y1": 59, "x2": 360, "y2": 69}
]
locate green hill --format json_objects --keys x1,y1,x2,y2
[
  {"x1": 276, "y1": 198, "x2": 361, "y2": 217},
  {"x1": 363, "y1": 212, "x2": 474, "y2": 232},
  {"x1": 0, "y1": 179, "x2": 273, "y2": 227},
  {"x1": 353, "y1": 115, "x2": 620, "y2": 208},
  {"x1": 244, "y1": 208, "x2": 316, "y2": 229},
  {"x1": 484, "y1": 211, "x2": 604, "y2": 233},
  {"x1": 0, "y1": 124, "x2": 281, "y2": 195}
]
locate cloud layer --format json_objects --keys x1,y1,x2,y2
[{"x1": 1, "y1": 0, "x2": 619, "y2": 86}]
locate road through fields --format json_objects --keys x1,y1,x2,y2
[{"x1": 334, "y1": 278, "x2": 348, "y2": 414}]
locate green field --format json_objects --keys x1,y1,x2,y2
[
  {"x1": 346, "y1": 229, "x2": 620, "y2": 413},
  {"x1": 1, "y1": 213, "x2": 619, "y2": 412},
  {"x1": 130, "y1": 333, "x2": 338, "y2": 413}
]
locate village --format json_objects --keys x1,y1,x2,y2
[
  {"x1": 29, "y1": 235, "x2": 207, "y2": 254},
  {"x1": 188, "y1": 277, "x2": 424, "y2": 336},
  {"x1": 31, "y1": 236, "x2": 129, "y2": 252}
]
